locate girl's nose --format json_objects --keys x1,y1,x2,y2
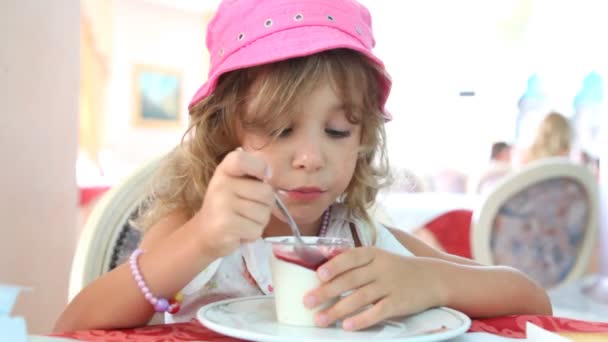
[{"x1": 292, "y1": 139, "x2": 325, "y2": 172}]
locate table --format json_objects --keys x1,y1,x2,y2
[
  {"x1": 549, "y1": 275, "x2": 608, "y2": 323},
  {"x1": 51, "y1": 315, "x2": 608, "y2": 341},
  {"x1": 377, "y1": 192, "x2": 479, "y2": 232}
]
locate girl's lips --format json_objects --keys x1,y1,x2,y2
[
  {"x1": 281, "y1": 187, "x2": 325, "y2": 201},
  {"x1": 290, "y1": 186, "x2": 323, "y2": 193}
]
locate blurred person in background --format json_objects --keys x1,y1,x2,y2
[
  {"x1": 518, "y1": 111, "x2": 573, "y2": 165},
  {"x1": 468, "y1": 141, "x2": 513, "y2": 195},
  {"x1": 491, "y1": 142, "x2": 513, "y2": 164}
]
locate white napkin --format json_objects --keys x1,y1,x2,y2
[
  {"x1": 526, "y1": 322, "x2": 572, "y2": 341},
  {"x1": 0, "y1": 284, "x2": 29, "y2": 342}
]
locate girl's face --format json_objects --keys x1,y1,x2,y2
[{"x1": 240, "y1": 81, "x2": 361, "y2": 226}]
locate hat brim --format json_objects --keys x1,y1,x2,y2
[{"x1": 188, "y1": 25, "x2": 392, "y2": 120}]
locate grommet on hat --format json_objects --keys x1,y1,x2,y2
[{"x1": 188, "y1": 0, "x2": 393, "y2": 121}]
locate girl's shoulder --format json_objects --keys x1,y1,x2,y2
[{"x1": 370, "y1": 221, "x2": 414, "y2": 257}]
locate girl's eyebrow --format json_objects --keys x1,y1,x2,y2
[{"x1": 328, "y1": 103, "x2": 347, "y2": 113}]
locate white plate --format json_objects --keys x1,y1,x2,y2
[{"x1": 197, "y1": 296, "x2": 471, "y2": 342}]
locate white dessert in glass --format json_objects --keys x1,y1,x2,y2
[{"x1": 266, "y1": 236, "x2": 353, "y2": 326}]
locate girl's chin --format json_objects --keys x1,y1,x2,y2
[
  {"x1": 272, "y1": 210, "x2": 325, "y2": 225},
  {"x1": 263, "y1": 201, "x2": 333, "y2": 238}
]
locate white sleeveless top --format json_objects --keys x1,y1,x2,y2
[{"x1": 166, "y1": 203, "x2": 413, "y2": 323}]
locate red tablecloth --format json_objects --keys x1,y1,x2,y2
[
  {"x1": 79, "y1": 185, "x2": 111, "y2": 206},
  {"x1": 51, "y1": 315, "x2": 608, "y2": 341}
]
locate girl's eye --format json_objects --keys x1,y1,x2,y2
[
  {"x1": 276, "y1": 127, "x2": 293, "y2": 138},
  {"x1": 326, "y1": 128, "x2": 351, "y2": 138}
]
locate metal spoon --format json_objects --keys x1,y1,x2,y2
[{"x1": 273, "y1": 193, "x2": 327, "y2": 267}]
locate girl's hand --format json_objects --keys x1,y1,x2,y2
[
  {"x1": 304, "y1": 247, "x2": 447, "y2": 331},
  {"x1": 192, "y1": 148, "x2": 274, "y2": 259}
]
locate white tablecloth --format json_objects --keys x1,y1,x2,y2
[
  {"x1": 375, "y1": 192, "x2": 479, "y2": 232},
  {"x1": 549, "y1": 275, "x2": 608, "y2": 323}
]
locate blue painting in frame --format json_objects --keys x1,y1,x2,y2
[{"x1": 133, "y1": 65, "x2": 181, "y2": 126}]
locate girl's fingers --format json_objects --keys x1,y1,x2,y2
[
  {"x1": 317, "y1": 247, "x2": 375, "y2": 282},
  {"x1": 224, "y1": 211, "x2": 266, "y2": 242},
  {"x1": 219, "y1": 148, "x2": 271, "y2": 181},
  {"x1": 233, "y1": 196, "x2": 272, "y2": 226},
  {"x1": 231, "y1": 178, "x2": 274, "y2": 206},
  {"x1": 340, "y1": 297, "x2": 395, "y2": 331},
  {"x1": 305, "y1": 264, "x2": 375, "y2": 308},
  {"x1": 314, "y1": 283, "x2": 386, "y2": 328}
]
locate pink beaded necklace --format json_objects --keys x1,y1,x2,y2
[{"x1": 318, "y1": 206, "x2": 332, "y2": 237}]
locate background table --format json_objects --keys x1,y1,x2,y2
[
  {"x1": 549, "y1": 274, "x2": 608, "y2": 323},
  {"x1": 377, "y1": 192, "x2": 479, "y2": 232}
]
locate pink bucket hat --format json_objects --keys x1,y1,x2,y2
[{"x1": 188, "y1": 0, "x2": 392, "y2": 120}]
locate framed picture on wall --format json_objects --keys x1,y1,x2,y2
[{"x1": 132, "y1": 65, "x2": 181, "y2": 127}]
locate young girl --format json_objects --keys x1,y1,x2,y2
[{"x1": 55, "y1": 0, "x2": 551, "y2": 333}]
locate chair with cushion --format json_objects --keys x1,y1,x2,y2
[
  {"x1": 471, "y1": 158, "x2": 598, "y2": 289},
  {"x1": 68, "y1": 156, "x2": 162, "y2": 301}
]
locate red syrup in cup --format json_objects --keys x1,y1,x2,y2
[{"x1": 273, "y1": 245, "x2": 348, "y2": 271}]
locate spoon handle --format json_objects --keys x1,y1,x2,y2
[{"x1": 273, "y1": 193, "x2": 304, "y2": 242}]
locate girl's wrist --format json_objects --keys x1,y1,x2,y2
[
  {"x1": 183, "y1": 212, "x2": 223, "y2": 262},
  {"x1": 421, "y1": 257, "x2": 453, "y2": 308},
  {"x1": 129, "y1": 249, "x2": 184, "y2": 314}
]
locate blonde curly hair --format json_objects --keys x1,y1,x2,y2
[
  {"x1": 526, "y1": 112, "x2": 573, "y2": 163},
  {"x1": 137, "y1": 49, "x2": 391, "y2": 239}
]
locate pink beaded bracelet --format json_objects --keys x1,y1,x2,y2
[{"x1": 129, "y1": 248, "x2": 183, "y2": 314}]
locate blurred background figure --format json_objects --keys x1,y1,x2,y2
[
  {"x1": 518, "y1": 111, "x2": 573, "y2": 165},
  {"x1": 468, "y1": 141, "x2": 513, "y2": 195},
  {"x1": 431, "y1": 168, "x2": 468, "y2": 193},
  {"x1": 491, "y1": 141, "x2": 513, "y2": 164}
]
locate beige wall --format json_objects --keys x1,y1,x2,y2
[
  {"x1": 0, "y1": 0, "x2": 79, "y2": 334},
  {"x1": 97, "y1": 0, "x2": 208, "y2": 182}
]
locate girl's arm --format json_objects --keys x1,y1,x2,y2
[
  {"x1": 389, "y1": 228, "x2": 552, "y2": 318},
  {"x1": 54, "y1": 149, "x2": 275, "y2": 332},
  {"x1": 412, "y1": 227, "x2": 446, "y2": 253},
  {"x1": 53, "y1": 210, "x2": 215, "y2": 332}
]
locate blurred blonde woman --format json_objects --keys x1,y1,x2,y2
[{"x1": 521, "y1": 112, "x2": 573, "y2": 164}]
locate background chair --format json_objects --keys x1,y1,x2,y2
[
  {"x1": 471, "y1": 158, "x2": 598, "y2": 289},
  {"x1": 68, "y1": 156, "x2": 162, "y2": 301},
  {"x1": 468, "y1": 164, "x2": 513, "y2": 195},
  {"x1": 423, "y1": 209, "x2": 474, "y2": 259}
]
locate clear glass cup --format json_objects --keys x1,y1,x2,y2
[{"x1": 266, "y1": 236, "x2": 353, "y2": 326}]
